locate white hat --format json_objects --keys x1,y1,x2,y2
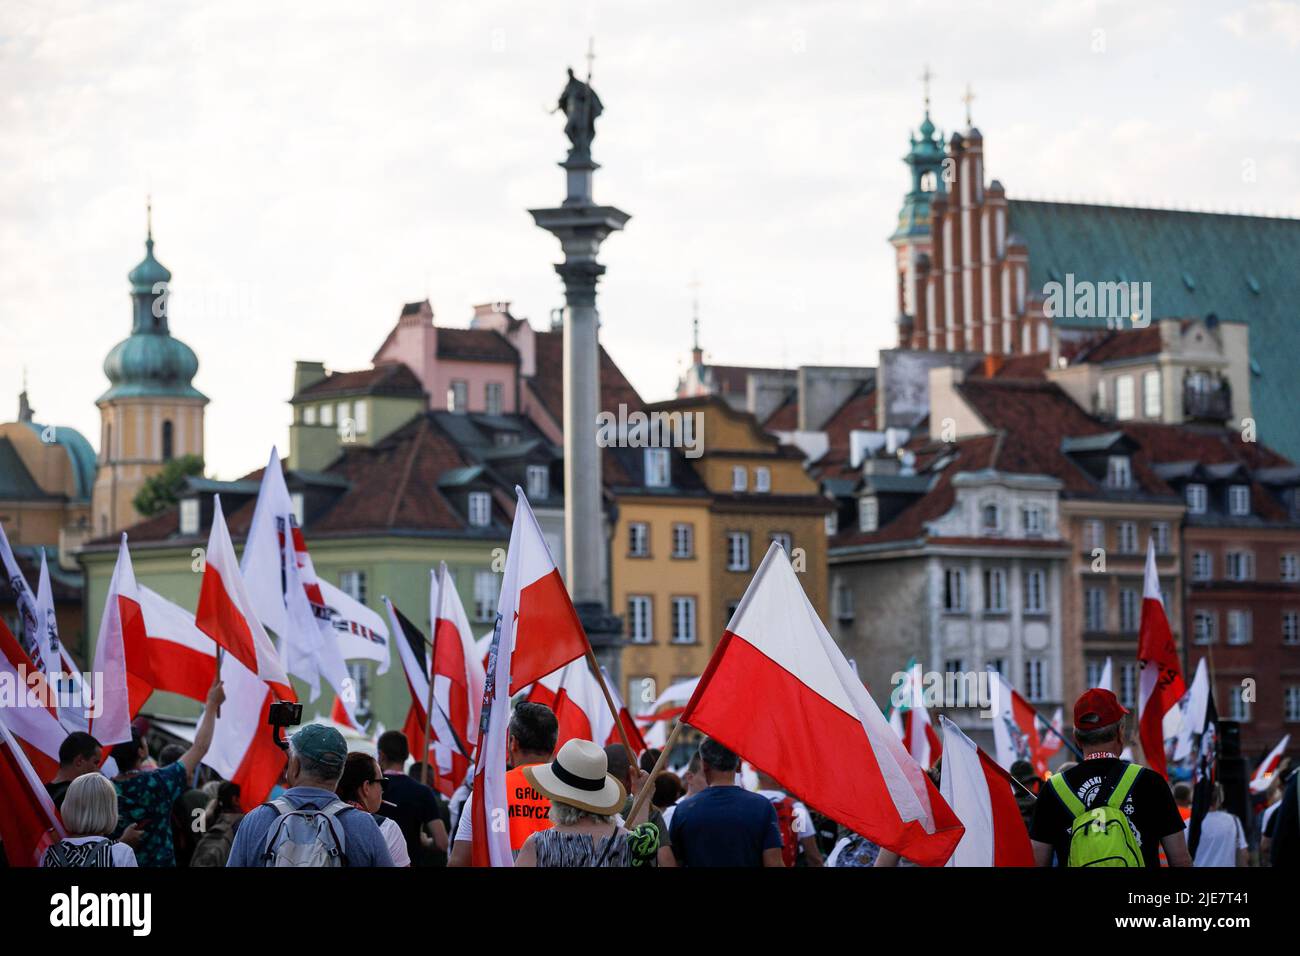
[{"x1": 524, "y1": 739, "x2": 627, "y2": 815}]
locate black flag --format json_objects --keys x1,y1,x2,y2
[{"x1": 1186, "y1": 685, "x2": 1219, "y2": 858}]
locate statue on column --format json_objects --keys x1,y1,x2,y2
[{"x1": 556, "y1": 67, "x2": 602, "y2": 163}]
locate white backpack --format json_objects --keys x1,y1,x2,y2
[{"x1": 260, "y1": 798, "x2": 351, "y2": 867}]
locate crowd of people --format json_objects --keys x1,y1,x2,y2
[{"x1": 14, "y1": 685, "x2": 1299, "y2": 869}]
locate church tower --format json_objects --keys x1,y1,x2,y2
[
  {"x1": 91, "y1": 210, "x2": 207, "y2": 534},
  {"x1": 890, "y1": 67, "x2": 946, "y2": 348}
]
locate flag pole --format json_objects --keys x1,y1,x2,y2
[
  {"x1": 1027, "y1": 698, "x2": 1083, "y2": 761},
  {"x1": 421, "y1": 633, "x2": 438, "y2": 789},
  {"x1": 583, "y1": 647, "x2": 640, "y2": 770},
  {"x1": 625, "y1": 718, "x2": 685, "y2": 826}
]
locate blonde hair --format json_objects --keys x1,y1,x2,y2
[
  {"x1": 61, "y1": 773, "x2": 120, "y2": 837},
  {"x1": 549, "y1": 801, "x2": 613, "y2": 827}
]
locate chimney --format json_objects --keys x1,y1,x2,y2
[
  {"x1": 983, "y1": 354, "x2": 1004, "y2": 378},
  {"x1": 293, "y1": 360, "x2": 327, "y2": 396}
]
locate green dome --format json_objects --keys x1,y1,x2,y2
[
  {"x1": 99, "y1": 333, "x2": 204, "y2": 402},
  {"x1": 128, "y1": 237, "x2": 172, "y2": 294}
]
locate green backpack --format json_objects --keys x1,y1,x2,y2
[{"x1": 1049, "y1": 763, "x2": 1144, "y2": 867}]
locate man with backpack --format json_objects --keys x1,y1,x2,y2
[
  {"x1": 1030, "y1": 689, "x2": 1190, "y2": 867},
  {"x1": 755, "y1": 768, "x2": 823, "y2": 867},
  {"x1": 226, "y1": 724, "x2": 394, "y2": 867}
]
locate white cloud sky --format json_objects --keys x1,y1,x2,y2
[{"x1": 2, "y1": 0, "x2": 1297, "y2": 478}]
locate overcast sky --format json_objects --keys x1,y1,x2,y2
[{"x1": 3, "y1": 0, "x2": 1298, "y2": 479}]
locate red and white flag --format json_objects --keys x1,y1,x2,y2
[
  {"x1": 989, "y1": 670, "x2": 1049, "y2": 777},
  {"x1": 1098, "y1": 656, "x2": 1114, "y2": 692},
  {"x1": 0, "y1": 521, "x2": 51, "y2": 674},
  {"x1": 888, "y1": 659, "x2": 941, "y2": 769},
  {"x1": 938, "y1": 715, "x2": 1034, "y2": 867},
  {"x1": 636, "y1": 676, "x2": 699, "y2": 730},
  {"x1": 203, "y1": 650, "x2": 287, "y2": 811},
  {"x1": 1039, "y1": 707, "x2": 1065, "y2": 758},
  {"x1": 0, "y1": 617, "x2": 63, "y2": 781},
  {"x1": 422, "y1": 563, "x2": 484, "y2": 795},
  {"x1": 0, "y1": 714, "x2": 65, "y2": 866},
  {"x1": 681, "y1": 542, "x2": 964, "y2": 866},
  {"x1": 88, "y1": 535, "x2": 146, "y2": 747},
  {"x1": 386, "y1": 595, "x2": 463, "y2": 788},
  {"x1": 471, "y1": 488, "x2": 592, "y2": 866},
  {"x1": 1250, "y1": 734, "x2": 1292, "y2": 794},
  {"x1": 137, "y1": 585, "x2": 220, "y2": 705},
  {"x1": 528, "y1": 659, "x2": 646, "y2": 758},
  {"x1": 1136, "y1": 537, "x2": 1185, "y2": 779},
  {"x1": 195, "y1": 495, "x2": 294, "y2": 701}
]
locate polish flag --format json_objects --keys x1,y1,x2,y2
[
  {"x1": 989, "y1": 670, "x2": 1049, "y2": 777},
  {"x1": 0, "y1": 714, "x2": 65, "y2": 866},
  {"x1": 0, "y1": 617, "x2": 63, "y2": 781},
  {"x1": 681, "y1": 542, "x2": 964, "y2": 866},
  {"x1": 1039, "y1": 707, "x2": 1065, "y2": 758},
  {"x1": 1250, "y1": 734, "x2": 1292, "y2": 794},
  {"x1": 203, "y1": 651, "x2": 287, "y2": 811},
  {"x1": 137, "y1": 586, "x2": 219, "y2": 705},
  {"x1": 425, "y1": 562, "x2": 484, "y2": 795},
  {"x1": 471, "y1": 488, "x2": 592, "y2": 866},
  {"x1": 636, "y1": 676, "x2": 699, "y2": 729},
  {"x1": 889, "y1": 659, "x2": 941, "y2": 769},
  {"x1": 88, "y1": 535, "x2": 146, "y2": 747},
  {"x1": 938, "y1": 715, "x2": 1034, "y2": 867},
  {"x1": 527, "y1": 659, "x2": 646, "y2": 757},
  {"x1": 195, "y1": 496, "x2": 294, "y2": 701},
  {"x1": 1136, "y1": 537, "x2": 1185, "y2": 779}
]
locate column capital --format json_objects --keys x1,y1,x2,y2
[{"x1": 555, "y1": 259, "x2": 606, "y2": 307}]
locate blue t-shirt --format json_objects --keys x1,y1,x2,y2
[
  {"x1": 668, "y1": 786, "x2": 783, "y2": 867},
  {"x1": 226, "y1": 787, "x2": 395, "y2": 867}
]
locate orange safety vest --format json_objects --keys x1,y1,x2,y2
[{"x1": 506, "y1": 764, "x2": 553, "y2": 851}]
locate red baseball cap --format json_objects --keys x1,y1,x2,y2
[{"x1": 1074, "y1": 688, "x2": 1129, "y2": 730}]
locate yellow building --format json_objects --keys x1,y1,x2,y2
[{"x1": 613, "y1": 395, "x2": 830, "y2": 708}]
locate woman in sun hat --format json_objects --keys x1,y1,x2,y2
[{"x1": 514, "y1": 738, "x2": 659, "y2": 867}]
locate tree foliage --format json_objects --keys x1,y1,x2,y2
[{"x1": 133, "y1": 454, "x2": 205, "y2": 517}]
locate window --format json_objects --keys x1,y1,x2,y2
[
  {"x1": 1228, "y1": 485, "x2": 1250, "y2": 516},
  {"x1": 1096, "y1": 379, "x2": 1108, "y2": 413},
  {"x1": 346, "y1": 660, "x2": 370, "y2": 715},
  {"x1": 1186, "y1": 483, "x2": 1207, "y2": 514},
  {"x1": 1227, "y1": 609, "x2": 1252, "y2": 645},
  {"x1": 1192, "y1": 550, "x2": 1212, "y2": 582},
  {"x1": 495, "y1": 432, "x2": 519, "y2": 447},
  {"x1": 1085, "y1": 588, "x2": 1106, "y2": 631},
  {"x1": 1024, "y1": 569, "x2": 1047, "y2": 615},
  {"x1": 448, "y1": 380, "x2": 468, "y2": 412},
  {"x1": 770, "y1": 531, "x2": 792, "y2": 554},
  {"x1": 626, "y1": 676, "x2": 651, "y2": 712},
  {"x1": 320, "y1": 403, "x2": 335, "y2": 426},
  {"x1": 1119, "y1": 588, "x2": 1139, "y2": 632},
  {"x1": 943, "y1": 568, "x2": 967, "y2": 613},
  {"x1": 825, "y1": 510, "x2": 838, "y2": 536},
  {"x1": 1226, "y1": 550, "x2": 1255, "y2": 581},
  {"x1": 987, "y1": 658, "x2": 1006, "y2": 677},
  {"x1": 833, "y1": 580, "x2": 854, "y2": 620},
  {"x1": 1119, "y1": 664, "x2": 1138, "y2": 709},
  {"x1": 1106, "y1": 456, "x2": 1132, "y2": 489},
  {"x1": 467, "y1": 491, "x2": 491, "y2": 528},
  {"x1": 944, "y1": 659, "x2": 968, "y2": 704},
  {"x1": 984, "y1": 568, "x2": 1007, "y2": 613},
  {"x1": 858, "y1": 497, "x2": 878, "y2": 532},
  {"x1": 473, "y1": 571, "x2": 499, "y2": 622},
  {"x1": 628, "y1": 522, "x2": 649, "y2": 557},
  {"x1": 754, "y1": 467, "x2": 771, "y2": 493},
  {"x1": 1281, "y1": 553, "x2": 1299, "y2": 583},
  {"x1": 1143, "y1": 370, "x2": 1161, "y2": 417},
  {"x1": 727, "y1": 532, "x2": 750, "y2": 572},
  {"x1": 526, "y1": 464, "x2": 549, "y2": 500},
  {"x1": 981, "y1": 502, "x2": 1001, "y2": 534},
  {"x1": 1022, "y1": 506, "x2": 1044, "y2": 537},
  {"x1": 671, "y1": 523, "x2": 694, "y2": 558},
  {"x1": 291, "y1": 492, "x2": 305, "y2": 526},
  {"x1": 337, "y1": 402, "x2": 351, "y2": 437},
  {"x1": 484, "y1": 382, "x2": 503, "y2": 416},
  {"x1": 180, "y1": 498, "x2": 200, "y2": 536},
  {"x1": 1227, "y1": 691, "x2": 1251, "y2": 723},
  {"x1": 731, "y1": 466, "x2": 747, "y2": 493},
  {"x1": 1116, "y1": 375, "x2": 1135, "y2": 420},
  {"x1": 644, "y1": 448, "x2": 670, "y2": 488},
  {"x1": 627, "y1": 596, "x2": 652, "y2": 644},
  {"x1": 303, "y1": 405, "x2": 317, "y2": 425},
  {"x1": 1086, "y1": 660, "x2": 1104, "y2": 688},
  {"x1": 670, "y1": 597, "x2": 697, "y2": 644},
  {"x1": 1117, "y1": 521, "x2": 1138, "y2": 554},
  {"x1": 1150, "y1": 522, "x2": 1169, "y2": 554},
  {"x1": 1083, "y1": 519, "x2": 1105, "y2": 552},
  {"x1": 1024, "y1": 658, "x2": 1046, "y2": 703},
  {"x1": 1283, "y1": 611, "x2": 1299, "y2": 646},
  {"x1": 339, "y1": 570, "x2": 367, "y2": 605},
  {"x1": 1286, "y1": 686, "x2": 1300, "y2": 723},
  {"x1": 353, "y1": 401, "x2": 368, "y2": 435},
  {"x1": 161, "y1": 420, "x2": 174, "y2": 460},
  {"x1": 1193, "y1": 610, "x2": 1217, "y2": 645}
]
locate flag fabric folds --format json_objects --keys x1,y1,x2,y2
[
  {"x1": 938, "y1": 715, "x2": 1034, "y2": 867},
  {"x1": 0, "y1": 521, "x2": 51, "y2": 674},
  {"x1": 137, "y1": 585, "x2": 220, "y2": 705},
  {"x1": 424, "y1": 563, "x2": 484, "y2": 795},
  {"x1": 888, "y1": 658, "x2": 941, "y2": 769},
  {"x1": 989, "y1": 669, "x2": 1049, "y2": 777},
  {"x1": 203, "y1": 650, "x2": 287, "y2": 812},
  {"x1": 195, "y1": 495, "x2": 294, "y2": 701},
  {"x1": 0, "y1": 617, "x2": 64, "y2": 781},
  {"x1": 527, "y1": 658, "x2": 646, "y2": 758},
  {"x1": 0, "y1": 715, "x2": 65, "y2": 866},
  {"x1": 1185, "y1": 681, "x2": 1220, "y2": 858},
  {"x1": 1251, "y1": 734, "x2": 1292, "y2": 794},
  {"x1": 88, "y1": 535, "x2": 145, "y2": 747},
  {"x1": 681, "y1": 542, "x2": 964, "y2": 866},
  {"x1": 386, "y1": 595, "x2": 461, "y2": 788},
  {"x1": 1136, "y1": 537, "x2": 1185, "y2": 779}
]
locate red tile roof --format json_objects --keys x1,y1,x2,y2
[
  {"x1": 763, "y1": 393, "x2": 799, "y2": 431},
  {"x1": 435, "y1": 327, "x2": 519, "y2": 364},
  {"x1": 1073, "y1": 325, "x2": 1163, "y2": 364},
  {"x1": 294, "y1": 364, "x2": 425, "y2": 400},
  {"x1": 815, "y1": 387, "x2": 878, "y2": 480}
]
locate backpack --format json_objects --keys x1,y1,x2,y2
[
  {"x1": 190, "y1": 815, "x2": 238, "y2": 868},
  {"x1": 1049, "y1": 763, "x2": 1144, "y2": 867},
  {"x1": 42, "y1": 838, "x2": 115, "y2": 868},
  {"x1": 773, "y1": 796, "x2": 799, "y2": 868},
  {"x1": 260, "y1": 798, "x2": 351, "y2": 867}
]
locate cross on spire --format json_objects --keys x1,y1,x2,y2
[
  {"x1": 585, "y1": 36, "x2": 596, "y2": 83},
  {"x1": 962, "y1": 83, "x2": 975, "y2": 127},
  {"x1": 920, "y1": 64, "x2": 934, "y2": 114},
  {"x1": 146, "y1": 194, "x2": 153, "y2": 242},
  {"x1": 688, "y1": 276, "x2": 702, "y2": 351}
]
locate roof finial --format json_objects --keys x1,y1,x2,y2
[
  {"x1": 962, "y1": 83, "x2": 975, "y2": 127},
  {"x1": 146, "y1": 194, "x2": 154, "y2": 246},
  {"x1": 585, "y1": 35, "x2": 596, "y2": 85},
  {"x1": 688, "y1": 275, "x2": 702, "y2": 360},
  {"x1": 920, "y1": 64, "x2": 934, "y2": 116}
]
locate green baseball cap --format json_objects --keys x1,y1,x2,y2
[{"x1": 290, "y1": 724, "x2": 348, "y2": 772}]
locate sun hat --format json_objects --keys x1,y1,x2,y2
[{"x1": 524, "y1": 739, "x2": 627, "y2": 815}]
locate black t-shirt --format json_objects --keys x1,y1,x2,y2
[
  {"x1": 1029, "y1": 759, "x2": 1184, "y2": 867},
  {"x1": 46, "y1": 780, "x2": 71, "y2": 810},
  {"x1": 377, "y1": 772, "x2": 442, "y2": 865}
]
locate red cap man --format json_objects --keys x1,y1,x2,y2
[{"x1": 1073, "y1": 688, "x2": 1128, "y2": 733}]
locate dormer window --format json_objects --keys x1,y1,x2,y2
[
  {"x1": 1186, "y1": 483, "x2": 1208, "y2": 515},
  {"x1": 644, "y1": 448, "x2": 670, "y2": 488},
  {"x1": 754, "y1": 466, "x2": 771, "y2": 493},
  {"x1": 1228, "y1": 484, "x2": 1250, "y2": 517},
  {"x1": 291, "y1": 492, "x2": 305, "y2": 526},
  {"x1": 526, "y1": 465, "x2": 549, "y2": 500},
  {"x1": 467, "y1": 491, "x2": 491, "y2": 527},
  {"x1": 1022, "y1": 506, "x2": 1044, "y2": 537},
  {"x1": 858, "y1": 497, "x2": 878, "y2": 533},
  {"x1": 731, "y1": 466, "x2": 748, "y2": 493},
  {"x1": 180, "y1": 498, "x2": 200, "y2": 536},
  {"x1": 1106, "y1": 456, "x2": 1132, "y2": 490},
  {"x1": 981, "y1": 502, "x2": 1001, "y2": 534}
]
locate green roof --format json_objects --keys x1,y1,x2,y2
[
  {"x1": 1009, "y1": 200, "x2": 1300, "y2": 462},
  {"x1": 17, "y1": 423, "x2": 97, "y2": 500}
]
